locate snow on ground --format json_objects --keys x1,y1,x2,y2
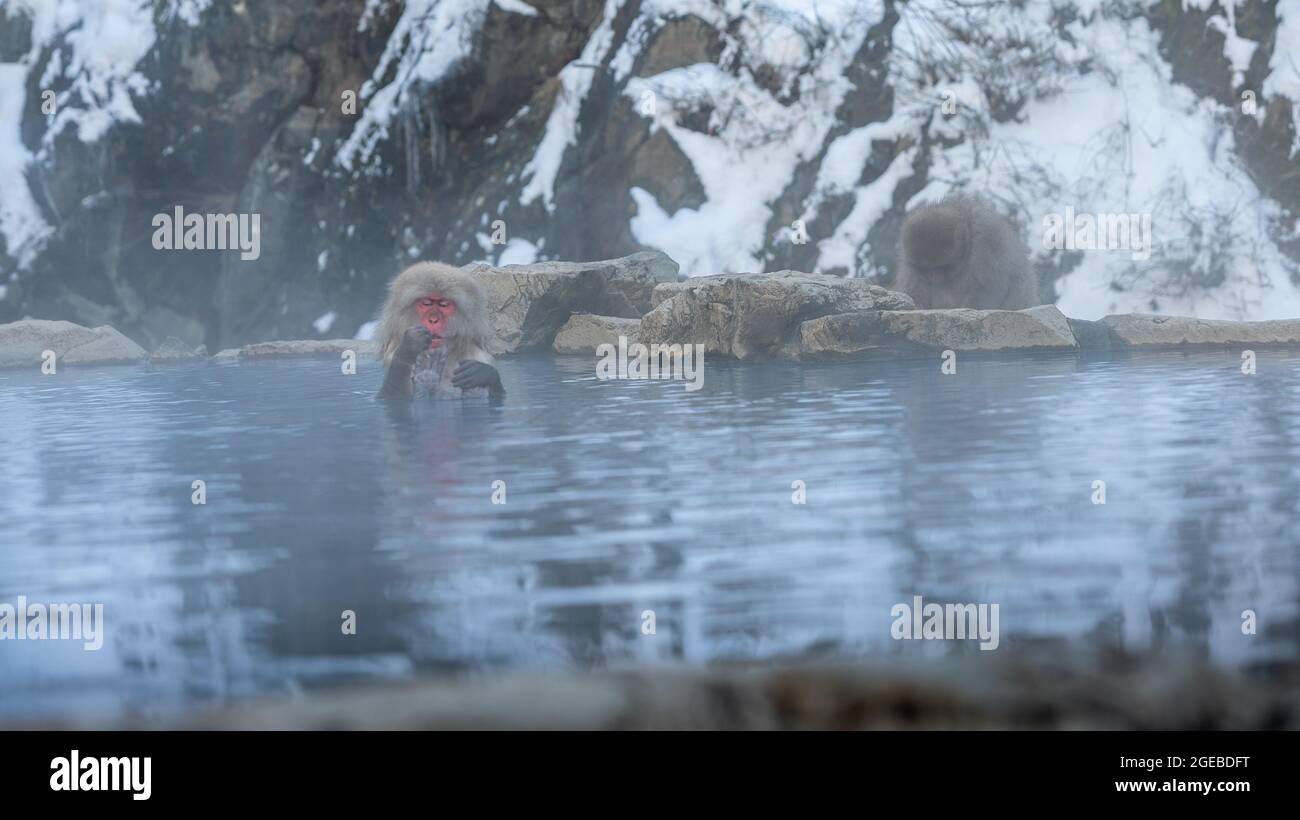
[
  {"x1": 23, "y1": 0, "x2": 160, "y2": 143},
  {"x1": 625, "y1": 58, "x2": 855, "y2": 276},
  {"x1": 0, "y1": 63, "x2": 49, "y2": 266},
  {"x1": 809, "y1": 118, "x2": 918, "y2": 274},
  {"x1": 1269, "y1": 0, "x2": 1300, "y2": 102},
  {"x1": 979, "y1": 5, "x2": 1300, "y2": 320}
]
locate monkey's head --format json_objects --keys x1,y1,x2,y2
[
  {"x1": 901, "y1": 201, "x2": 970, "y2": 278},
  {"x1": 377, "y1": 261, "x2": 494, "y2": 365}
]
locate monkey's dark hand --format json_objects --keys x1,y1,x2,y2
[
  {"x1": 396, "y1": 325, "x2": 434, "y2": 364},
  {"x1": 452, "y1": 360, "x2": 503, "y2": 394}
]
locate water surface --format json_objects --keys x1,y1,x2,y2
[{"x1": 2, "y1": 349, "x2": 1298, "y2": 720}]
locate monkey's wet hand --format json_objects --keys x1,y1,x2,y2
[
  {"x1": 396, "y1": 325, "x2": 434, "y2": 364},
  {"x1": 452, "y1": 360, "x2": 502, "y2": 392}
]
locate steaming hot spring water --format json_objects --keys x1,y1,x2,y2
[{"x1": 2, "y1": 348, "x2": 1299, "y2": 721}]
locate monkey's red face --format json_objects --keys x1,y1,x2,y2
[{"x1": 415, "y1": 295, "x2": 457, "y2": 348}]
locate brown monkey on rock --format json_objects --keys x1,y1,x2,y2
[
  {"x1": 375, "y1": 261, "x2": 504, "y2": 402},
  {"x1": 895, "y1": 194, "x2": 1039, "y2": 310}
]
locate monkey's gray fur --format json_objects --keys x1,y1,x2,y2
[
  {"x1": 376, "y1": 261, "x2": 495, "y2": 367},
  {"x1": 894, "y1": 194, "x2": 1039, "y2": 310},
  {"x1": 375, "y1": 261, "x2": 501, "y2": 400}
]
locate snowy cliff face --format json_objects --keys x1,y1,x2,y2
[{"x1": 0, "y1": 0, "x2": 1297, "y2": 348}]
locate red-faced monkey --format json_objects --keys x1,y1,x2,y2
[
  {"x1": 375, "y1": 262, "x2": 504, "y2": 401},
  {"x1": 895, "y1": 194, "x2": 1039, "y2": 310}
]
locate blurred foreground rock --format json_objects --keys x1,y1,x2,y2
[
  {"x1": 0, "y1": 319, "x2": 147, "y2": 369},
  {"x1": 21, "y1": 654, "x2": 1296, "y2": 731}
]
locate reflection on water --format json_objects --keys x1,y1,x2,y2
[{"x1": 1, "y1": 349, "x2": 1299, "y2": 720}]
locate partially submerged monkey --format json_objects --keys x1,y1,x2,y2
[
  {"x1": 894, "y1": 194, "x2": 1039, "y2": 310},
  {"x1": 375, "y1": 261, "x2": 505, "y2": 402}
]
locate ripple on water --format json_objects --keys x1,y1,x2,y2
[{"x1": 1, "y1": 350, "x2": 1298, "y2": 719}]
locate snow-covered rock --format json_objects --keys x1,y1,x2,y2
[{"x1": 30, "y1": 654, "x2": 1298, "y2": 731}]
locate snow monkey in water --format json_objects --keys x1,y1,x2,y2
[
  {"x1": 894, "y1": 194, "x2": 1039, "y2": 310},
  {"x1": 376, "y1": 262, "x2": 505, "y2": 401}
]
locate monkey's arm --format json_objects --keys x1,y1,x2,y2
[
  {"x1": 377, "y1": 326, "x2": 432, "y2": 400},
  {"x1": 452, "y1": 360, "x2": 505, "y2": 403},
  {"x1": 377, "y1": 359, "x2": 415, "y2": 400}
]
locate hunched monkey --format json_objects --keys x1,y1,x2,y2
[{"x1": 895, "y1": 194, "x2": 1039, "y2": 310}]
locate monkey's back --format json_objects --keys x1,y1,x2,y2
[
  {"x1": 895, "y1": 195, "x2": 1038, "y2": 310},
  {"x1": 963, "y1": 201, "x2": 1038, "y2": 309}
]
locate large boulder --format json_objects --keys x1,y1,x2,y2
[
  {"x1": 1099, "y1": 314, "x2": 1300, "y2": 346},
  {"x1": 553, "y1": 314, "x2": 641, "y2": 355},
  {"x1": 637, "y1": 271, "x2": 914, "y2": 359},
  {"x1": 799, "y1": 305, "x2": 1077, "y2": 356},
  {"x1": 798, "y1": 312, "x2": 887, "y2": 356},
  {"x1": 0, "y1": 320, "x2": 147, "y2": 369},
  {"x1": 465, "y1": 251, "x2": 679, "y2": 355}
]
